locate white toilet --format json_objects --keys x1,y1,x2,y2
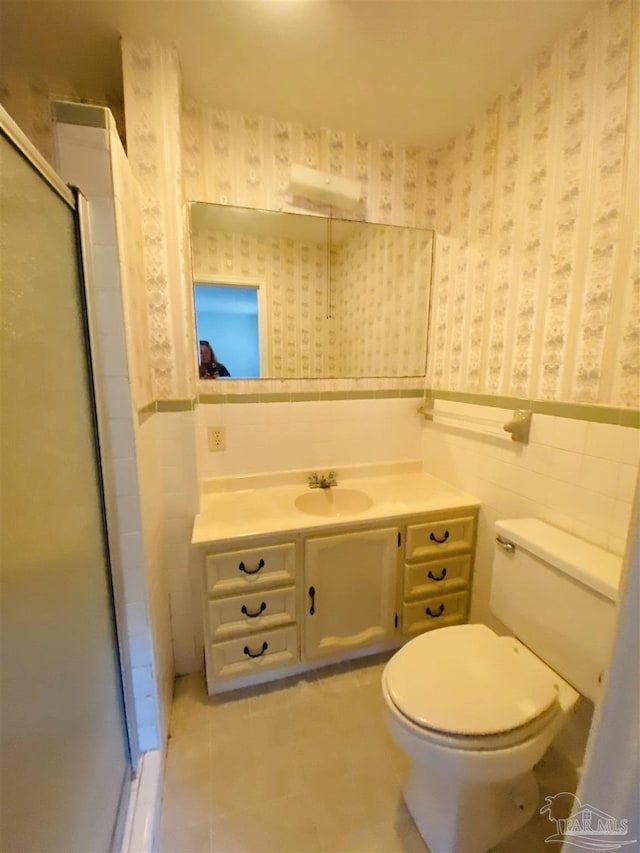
[{"x1": 383, "y1": 518, "x2": 622, "y2": 853}]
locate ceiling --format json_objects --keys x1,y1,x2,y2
[{"x1": 0, "y1": 0, "x2": 598, "y2": 149}]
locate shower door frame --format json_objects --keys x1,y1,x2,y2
[{"x1": 1, "y1": 104, "x2": 139, "y2": 843}]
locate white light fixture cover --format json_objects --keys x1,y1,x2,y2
[{"x1": 289, "y1": 163, "x2": 362, "y2": 211}]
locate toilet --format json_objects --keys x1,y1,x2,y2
[{"x1": 383, "y1": 518, "x2": 622, "y2": 853}]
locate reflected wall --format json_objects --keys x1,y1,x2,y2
[{"x1": 190, "y1": 203, "x2": 434, "y2": 379}]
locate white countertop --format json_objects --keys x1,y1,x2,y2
[{"x1": 192, "y1": 469, "x2": 479, "y2": 547}]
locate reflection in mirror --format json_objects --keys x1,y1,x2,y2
[
  {"x1": 194, "y1": 280, "x2": 266, "y2": 379},
  {"x1": 198, "y1": 337, "x2": 232, "y2": 379},
  {"x1": 189, "y1": 202, "x2": 434, "y2": 379}
]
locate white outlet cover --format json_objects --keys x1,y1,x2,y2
[{"x1": 208, "y1": 427, "x2": 226, "y2": 451}]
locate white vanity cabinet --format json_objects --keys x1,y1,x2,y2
[
  {"x1": 194, "y1": 483, "x2": 479, "y2": 694},
  {"x1": 201, "y1": 538, "x2": 299, "y2": 692},
  {"x1": 400, "y1": 512, "x2": 476, "y2": 636},
  {"x1": 302, "y1": 526, "x2": 399, "y2": 660}
]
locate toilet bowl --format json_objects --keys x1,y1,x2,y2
[
  {"x1": 383, "y1": 624, "x2": 578, "y2": 776},
  {"x1": 382, "y1": 624, "x2": 579, "y2": 852},
  {"x1": 382, "y1": 518, "x2": 622, "y2": 853}
]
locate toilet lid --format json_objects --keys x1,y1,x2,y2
[{"x1": 384, "y1": 624, "x2": 559, "y2": 736}]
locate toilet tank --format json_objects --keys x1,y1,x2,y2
[{"x1": 490, "y1": 519, "x2": 623, "y2": 703}]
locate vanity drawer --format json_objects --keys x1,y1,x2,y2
[
  {"x1": 401, "y1": 591, "x2": 469, "y2": 636},
  {"x1": 403, "y1": 554, "x2": 471, "y2": 599},
  {"x1": 205, "y1": 542, "x2": 296, "y2": 597},
  {"x1": 209, "y1": 625, "x2": 299, "y2": 680},
  {"x1": 405, "y1": 516, "x2": 475, "y2": 561},
  {"x1": 207, "y1": 586, "x2": 297, "y2": 641}
]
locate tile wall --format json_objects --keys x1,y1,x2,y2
[
  {"x1": 109, "y1": 133, "x2": 154, "y2": 410},
  {"x1": 153, "y1": 411, "x2": 200, "y2": 674},
  {"x1": 54, "y1": 110, "x2": 172, "y2": 752},
  {"x1": 196, "y1": 397, "x2": 424, "y2": 480},
  {"x1": 134, "y1": 414, "x2": 174, "y2": 747},
  {"x1": 109, "y1": 123, "x2": 175, "y2": 739},
  {"x1": 158, "y1": 396, "x2": 422, "y2": 674},
  {"x1": 420, "y1": 414, "x2": 639, "y2": 629}
]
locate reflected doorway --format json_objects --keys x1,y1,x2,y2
[{"x1": 194, "y1": 278, "x2": 267, "y2": 379}]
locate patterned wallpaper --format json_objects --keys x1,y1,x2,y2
[
  {"x1": 4, "y1": 0, "x2": 637, "y2": 406},
  {"x1": 332, "y1": 224, "x2": 433, "y2": 377},
  {"x1": 0, "y1": 73, "x2": 125, "y2": 166},
  {"x1": 121, "y1": 41, "x2": 194, "y2": 401},
  {"x1": 182, "y1": 104, "x2": 435, "y2": 388},
  {"x1": 122, "y1": 45, "x2": 432, "y2": 394},
  {"x1": 191, "y1": 228, "x2": 331, "y2": 377},
  {"x1": 182, "y1": 100, "x2": 426, "y2": 228},
  {"x1": 2, "y1": 46, "x2": 433, "y2": 396},
  {"x1": 426, "y1": 0, "x2": 639, "y2": 409},
  {"x1": 191, "y1": 220, "x2": 433, "y2": 378}
]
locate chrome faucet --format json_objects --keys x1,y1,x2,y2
[{"x1": 308, "y1": 471, "x2": 337, "y2": 489}]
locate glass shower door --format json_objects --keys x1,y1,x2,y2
[{"x1": 0, "y1": 128, "x2": 131, "y2": 850}]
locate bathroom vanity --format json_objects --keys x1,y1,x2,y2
[{"x1": 191, "y1": 466, "x2": 479, "y2": 693}]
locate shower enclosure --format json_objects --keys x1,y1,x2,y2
[{"x1": 0, "y1": 112, "x2": 132, "y2": 850}]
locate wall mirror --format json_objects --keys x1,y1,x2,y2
[{"x1": 189, "y1": 202, "x2": 434, "y2": 380}]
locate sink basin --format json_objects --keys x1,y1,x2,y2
[{"x1": 294, "y1": 488, "x2": 373, "y2": 518}]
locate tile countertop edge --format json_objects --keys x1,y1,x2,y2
[{"x1": 191, "y1": 472, "x2": 481, "y2": 547}]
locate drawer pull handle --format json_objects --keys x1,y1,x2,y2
[
  {"x1": 428, "y1": 568, "x2": 447, "y2": 582},
  {"x1": 243, "y1": 641, "x2": 268, "y2": 658},
  {"x1": 309, "y1": 586, "x2": 316, "y2": 615},
  {"x1": 241, "y1": 601, "x2": 267, "y2": 619},
  {"x1": 429, "y1": 530, "x2": 450, "y2": 544},
  {"x1": 239, "y1": 558, "x2": 265, "y2": 575},
  {"x1": 426, "y1": 604, "x2": 445, "y2": 618}
]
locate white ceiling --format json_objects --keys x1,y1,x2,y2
[{"x1": 1, "y1": 0, "x2": 598, "y2": 149}]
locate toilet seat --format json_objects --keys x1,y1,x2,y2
[{"x1": 384, "y1": 624, "x2": 561, "y2": 746}]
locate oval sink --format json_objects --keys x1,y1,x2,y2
[{"x1": 295, "y1": 488, "x2": 373, "y2": 518}]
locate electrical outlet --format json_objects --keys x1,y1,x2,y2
[{"x1": 208, "y1": 426, "x2": 226, "y2": 452}]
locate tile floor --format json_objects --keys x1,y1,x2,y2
[{"x1": 159, "y1": 655, "x2": 577, "y2": 853}]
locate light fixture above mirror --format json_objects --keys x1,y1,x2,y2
[
  {"x1": 189, "y1": 202, "x2": 434, "y2": 380},
  {"x1": 288, "y1": 163, "x2": 362, "y2": 212}
]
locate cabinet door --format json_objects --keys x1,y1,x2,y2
[{"x1": 303, "y1": 527, "x2": 398, "y2": 660}]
